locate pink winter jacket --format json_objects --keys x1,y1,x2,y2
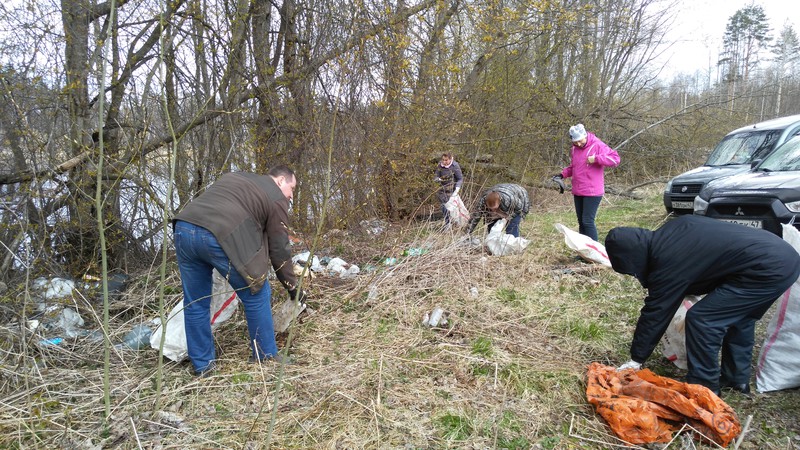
[{"x1": 561, "y1": 132, "x2": 620, "y2": 196}]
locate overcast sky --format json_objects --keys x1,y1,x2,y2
[{"x1": 658, "y1": 0, "x2": 798, "y2": 77}]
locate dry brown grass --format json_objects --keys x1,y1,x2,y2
[{"x1": 1, "y1": 186, "x2": 798, "y2": 449}]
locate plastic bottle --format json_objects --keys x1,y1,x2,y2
[{"x1": 116, "y1": 324, "x2": 153, "y2": 350}]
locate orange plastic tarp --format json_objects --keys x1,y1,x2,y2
[{"x1": 586, "y1": 362, "x2": 741, "y2": 447}]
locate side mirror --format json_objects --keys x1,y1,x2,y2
[{"x1": 750, "y1": 159, "x2": 762, "y2": 169}]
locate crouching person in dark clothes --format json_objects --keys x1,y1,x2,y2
[
  {"x1": 605, "y1": 215, "x2": 800, "y2": 395},
  {"x1": 466, "y1": 183, "x2": 530, "y2": 237},
  {"x1": 173, "y1": 166, "x2": 305, "y2": 376}
]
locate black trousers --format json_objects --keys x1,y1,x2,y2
[{"x1": 684, "y1": 282, "x2": 791, "y2": 392}]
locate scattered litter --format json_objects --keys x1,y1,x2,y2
[
  {"x1": 292, "y1": 252, "x2": 324, "y2": 272},
  {"x1": 360, "y1": 219, "x2": 387, "y2": 236},
  {"x1": 26, "y1": 320, "x2": 40, "y2": 332},
  {"x1": 33, "y1": 277, "x2": 75, "y2": 299},
  {"x1": 155, "y1": 411, "x2": 188, "y2": 429},
  {"x1": 403, "y1": 247, "x2": 427, "y2": 256},
  {"x1": 458, "y1": 235, "x2": 482, "y2": 249},
  {"x1": 56, "y1": 307, "x2": 85, "y2": 338},
  {"x1": 326, "y1": 257, "x2": 360, "y2": 278},
  {"x1": 422, "y1": 307, "x2": 448, "y2": 327},
  {"x1": 116, "y1": 323, "x2": 153, "y2": 350},
  {"x1": 469, "y1": 287, "x2": 478, "y2": 298},
  {"x1": 40, "y1": 337, "x2": 63, "y2": 346},
  {"x1": 383, "y1": 257, "x2": 397, "y2": 266},
  {"x1": 293, "y1": 264, "x2": 316, "y2": 279},
  {"x1": 367, "y1": 285, "x2": 379, "y2": 300}
]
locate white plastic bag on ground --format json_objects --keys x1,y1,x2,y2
[
  {"x1": 444, "y1": 193, "x2": 470, "y2": 227},
  {"x1": 755, "y1": 224, "x2": 800, "y2": 392},
  {"x1": 150, "y1": 270, "x2": 239, "y2": 362},
  {"x1": 292, "y1": 252, "x2": 324, "y2": 272},
  {"x1": 485, "y1": 219, "x2": 530, "y2": 255},
  {"x1": 554, "y1": 223, "x2": 611, "y2": 266},
  {"x1": 661, "y1": 295, "x2": 701, "y2": 369},
  {"x1": 326, "y1": 257, "x2": 360, "y2": 278}
]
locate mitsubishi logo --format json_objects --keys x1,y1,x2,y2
[
  {"x1": 735, "y1": 207, "x2": 745, "y2": 216},
  {"x1": 681, "y1": 186, "x2": 688, "y2": 193}
]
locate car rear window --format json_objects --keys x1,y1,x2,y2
[{"x1": 705, "y1": 130, "x2": 781, "y2": 166}]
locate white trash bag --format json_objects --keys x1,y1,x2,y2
[
  {"x1": 485, "y1": 219, "x2": 530, "y2": 255},
  {"x1": 661, "y1": 295, "x2": 702, "y2": 369},
  {"x1": 554, "y1": 223, "x2": 611, "y2": 266},
  {"x1": 444, "y1": 193, "x2": 470, "y2": 227},
  {"x1": 150, "y1": 270, "x2": 239, "y2": 362},
  {"x1": 756, "y1": 224, "x2": 800, "y2": 392}
]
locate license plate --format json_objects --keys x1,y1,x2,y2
[
  {"x1": 721, "y1": 218, "x2": 762, "y2": 229},
  {"x1": 671, "y1": 201, "x2": 693, "y2": 209}
]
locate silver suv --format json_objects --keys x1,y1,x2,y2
[{"x1": 663, "y1": 114, "x2": 800, "y2": 215}]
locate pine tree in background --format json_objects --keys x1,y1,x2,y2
[
  {"x1": 718, "y1": 4, "x2": 771, "y2": 110},
  {"x1": 770, "y1": 25, "x2": 800, "y2": 116}
]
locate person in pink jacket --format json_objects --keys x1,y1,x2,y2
[{"x1": 554, "y1": 124, "x2": 620, "y2": 241}]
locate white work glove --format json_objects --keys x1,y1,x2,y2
[
  {"x1": 617, "y1": 360, "x2": 642, "y2": 371},
  {"x1": 451, "y1": 187, "x2": 460, "y2": 198},
  {"x1": 587, "y1": 155, "x2": 596, "y2": 164}
]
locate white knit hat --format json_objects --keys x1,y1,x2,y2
[{"x1": 569, "y1": 123, "x2": 587, "y2": 142}]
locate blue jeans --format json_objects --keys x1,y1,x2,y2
[
  {"x1": 573, "y1": 195, "x2": 602, "y2": 241},
  {"x1": 173, "y1": 220, "x2": 278, "y2": 374},
  {"x1": 487, "y1": 214, "x2": 523, "y2": 237}
]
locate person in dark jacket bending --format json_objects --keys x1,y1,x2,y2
[
  {"x1": 173, "y1": 166, "x2": 305, "y2": 376},
  {"x1": 466, "y1": 183, "x2": 530, "y2": 237},
  {"x1": 605, "y1": 215, "x2": 800, "y2": 395}
]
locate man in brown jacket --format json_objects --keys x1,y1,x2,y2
[{"x1": 173, "y1": 165, "x2": 304, "y2": 376}]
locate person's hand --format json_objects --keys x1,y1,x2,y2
[
  {"x1": 587, "y1": 155, "x2": 596, "y2": 164},
  {"x1": 434, "y1": 177, "x2": 442, "y2": 182},
  {"x1": 552, "y1": 174, "x2": 563, "y2": 179},
  {"x1": 617, "y1": 360, "x2": 642, "y2": 371},
  {"x1": 288, "y1": 288, "x2": 307, "y2": 305}
]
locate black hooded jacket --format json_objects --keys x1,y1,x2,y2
[{"x1": 605, "y1": 215, "x2": 800, "y2": 363}]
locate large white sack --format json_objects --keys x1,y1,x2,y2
[
  {"x1": 755, "y1": 224, "x2": 800, "y2": 392},
  {"x1": 150, "y1": 270, "x2": 239, "y2": 362},
  {"x1": 485, "y1": 219, "x2": 530, "y2": 255},
  {"x1": 554, "y1": 223, "x2": 611, "y2": 266},
  {"x1": 660, "y1": 295, "x2": 702, "y2": 369},
  {"x1": 444, "y1": 193, "x2": 470, "y2": 227}
]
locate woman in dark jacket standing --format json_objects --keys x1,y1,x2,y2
[{"x1": 435, "y1": 152, "x2": 463, "y2": 226}]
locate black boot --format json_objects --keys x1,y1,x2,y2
[{"x1": 720, "y1": 382, "x2": 751, "y2": 394}]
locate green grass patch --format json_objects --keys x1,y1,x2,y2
[
  {"x1": 471, "y1": 336, "x2": 493, "y2": 357},
  {"x1": 495, "y1": 288, "x2": 526, "y2": 306},
  {"x1": 436, "y1": 412, "x2": 473, "y2": 441}
]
